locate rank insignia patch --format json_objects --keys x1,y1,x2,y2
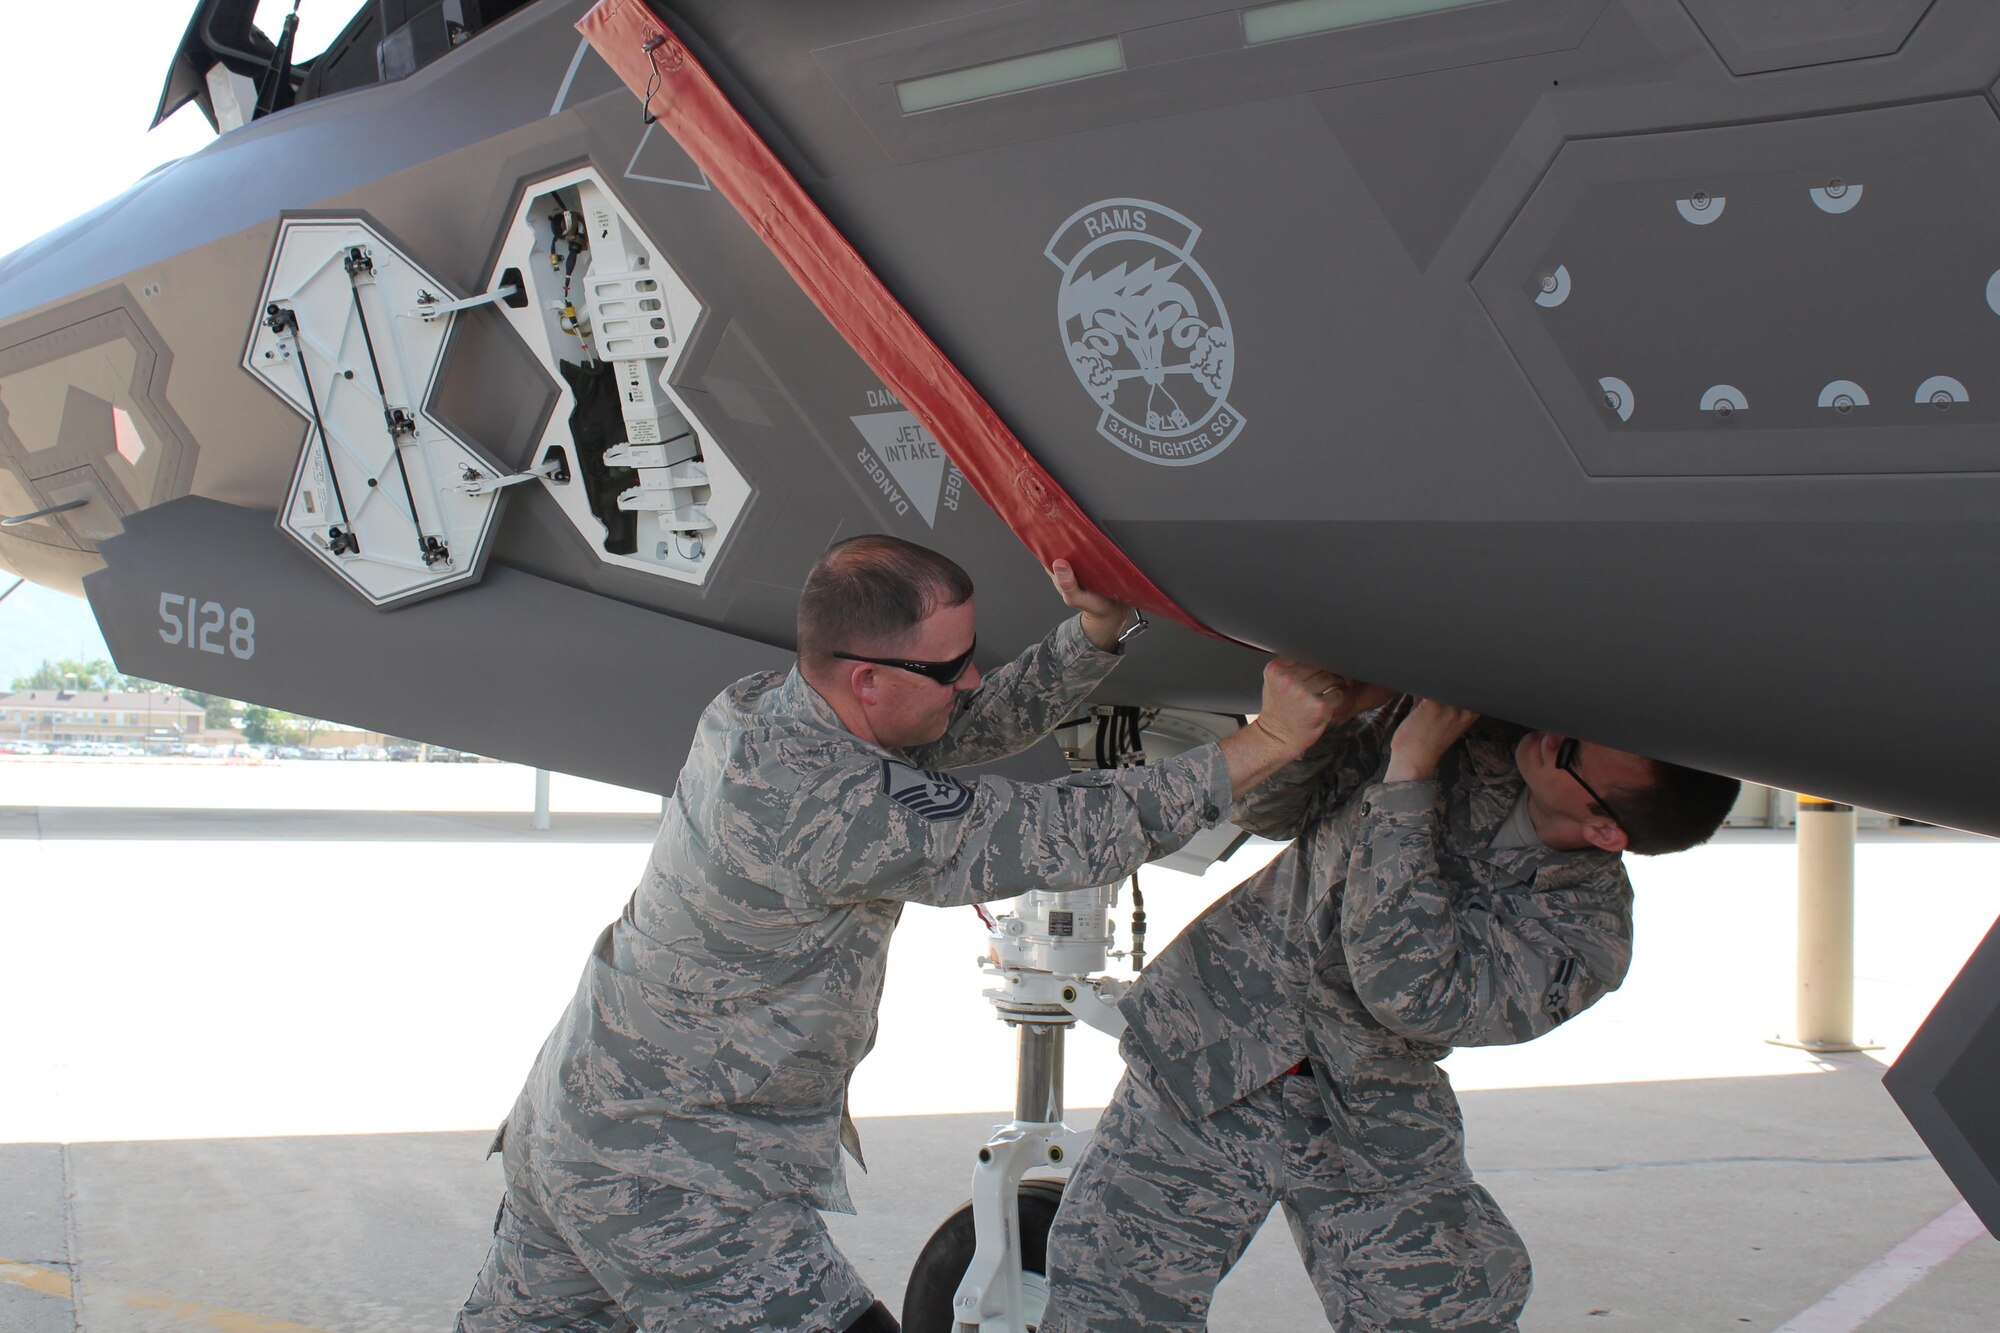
[{"x1": 882, "y1": 760, "x2": 974, "y2": 820}]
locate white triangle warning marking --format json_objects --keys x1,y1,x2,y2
[
  {"x1": 625, "y1": 123, "x2": 712, "y2": 191},
  {"x1": 851, "y1": 411, "x2": 947, "y2": 526}
]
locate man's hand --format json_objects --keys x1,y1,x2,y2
[
  {"x1": 1049, "y1": 559, "x2": 1133, "y2": 652},
  {"x1": 1253, "y1": 658, "x2": 1344, "y2": 754},
  {"x1": 1216, "y1": 652, "x2": 1344, "y2": 788},
  {"x1": 1384, "y1": 699, "x2": 1480, "y2": 783},
  {"x1": 1216, "y1": 658, "x2": 1342, "y2": 798}
]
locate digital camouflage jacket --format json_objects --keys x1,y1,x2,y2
[
  {"x1": 503, "y1": 616, "x2": 1232, "y2": 1212},
  {"x1": 1120, "y1": 707, "x2": 1634, "y2": 1191}
]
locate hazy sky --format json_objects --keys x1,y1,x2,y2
[{"x1": 0, "y1": 2, "x2": 357, "y2": 684}]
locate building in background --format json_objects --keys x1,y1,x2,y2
[
  {"x1": 293, "y1": 722, "x2": 392, "y2": 755},
  {"x1": 0, "y1": 688, "x2": 216, "y2": 750}
]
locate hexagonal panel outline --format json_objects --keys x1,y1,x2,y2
[
  {"x1": 485, "y1": 167, "x2": 749, "y2": 583},
  {"x1": 246, "y1": 218, "x2": 507, "y2": 607},
  {"x1": 1474, "y1": 96, "x2": 2000, "y2": 478},
  {"x1": 1679, "y1": 0, "x2": 1937, "y2": 76},
  {"x1": 0, "y1": 292, "x2": 198, "y2": 554}
]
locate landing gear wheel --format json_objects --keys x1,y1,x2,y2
[{"x1": 901, "y1": 1177, "x2": 1066, "y2": 1333}]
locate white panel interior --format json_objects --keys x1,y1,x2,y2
[{"x1": 487, "y1": 167, "x2": 750, "y2": 583}]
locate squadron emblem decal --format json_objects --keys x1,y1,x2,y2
[
  {"x1": 1047, "y1": 199, "x2": 1244, "y2": 467},
  {"x1": 882, "y1": 760, "x2": 975, "y2": 820}
]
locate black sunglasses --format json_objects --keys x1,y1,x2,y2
[
  {"x1": 832, "y1": 637, "x2": 978, "y2": 685},
  {"x1": 1556, "y1": 737, "x2": 1628, "y2": 831}
]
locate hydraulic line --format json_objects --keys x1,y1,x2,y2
[
  {"x1": 344, "y1": 247, "x2": 444, "y2": 565},
  {"x1": 254, "y1": 0, "x2": 301, "y2": 118},
  {"x1": 1129, "y1": 873, "x2": 1147, "y2": 973},
  {"x1": 1091, "y1": 706, "x2": 1153, "y2": 973},
  {"x1": 264, "y1": 303, "x2": 358, "y2": 554}
]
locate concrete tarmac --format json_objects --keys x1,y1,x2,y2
[
  {"x1": 2, "y1": 759, "x2": 1996, "y2": 1330},
  {"x1": 4, "y1": 1063, "x2": 1993, "y2": 1332}
]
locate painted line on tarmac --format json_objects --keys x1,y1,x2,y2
[
  {"x1": 1774, "y1": 1201, "x2": 1986, "y2": 1331},
  {"x1": 0, "y1": 1258, "x2": 71, "y2": 1298},
  {"x1": 2, "y1": 1256, "x2": 335, "y2": 1333},
  {"x1": 1488, "y1": 1153, "x2": 1930, "y2": 1176},
  {"x1": 117, "y1": 1289, "x2": 334, "y2": 1332}
]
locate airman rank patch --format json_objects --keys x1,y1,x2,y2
[
  {"x1": 882, "y1": 760, "x2": 974, "y2": 820},
  {"x1": 1545, "y1": 955, "x2": 1582, "y2": 1019}
]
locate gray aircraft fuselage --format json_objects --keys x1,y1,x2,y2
[
  {"x1": 4, "y1": 0, "x2": 1992, "y2": 833},
  {"x1": 0, "y1": 1, "x2": 1993, "y2": 813},
  {"x1": 3, "y1": 0, "x2": 1999, "y2": 1245}
]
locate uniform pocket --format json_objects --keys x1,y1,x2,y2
[
  {"x1": 1311, "y1": 1057, "x2": 1468, "y2": 1192},
  {"x1": 748, "y1": 1061, "x2": 846, "y2": 1111}
]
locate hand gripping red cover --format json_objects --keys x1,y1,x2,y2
[{"x1": 577, "y1": 1, "x2": 1220, "y2": 639}]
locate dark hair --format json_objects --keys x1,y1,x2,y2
[
  {"x1": 797, "y1": 535, "x2": 974, "y2": 674},
  {"x1": 1615, "y1": 761, "x2": 1741, "y2": 856}
]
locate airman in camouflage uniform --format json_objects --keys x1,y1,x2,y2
[
  {"x1": 457, "y1": 538, "x2": 1342, "y2": 1333},
  {"x1": 1041, "y1": 688, "x2": 1739, "y2": 1332}
]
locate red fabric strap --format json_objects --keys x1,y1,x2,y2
[{"x1": 577, "y1": 1, "x2": 1218, "y2": 638}]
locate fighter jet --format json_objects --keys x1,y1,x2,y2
[
  {"x1": 1, "y1": 0, "x2": 1993, "y2": 828},
  {"x1": 2, "y1": 0, "x2": 1996, "y2": 1280}
]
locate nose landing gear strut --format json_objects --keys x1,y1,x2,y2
[{"x1": 900, "y1": 884, "x2": 1130, "y2": 1333}]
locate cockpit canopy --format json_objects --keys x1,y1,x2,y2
[{"x1": 154, "y1": 0, "x2": 540, "y2": 133}]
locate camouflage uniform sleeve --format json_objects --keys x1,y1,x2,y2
[
  {"x1": 1340, "y1": 778, "x2": 1634, "y2": 1046},
  {"x1": 788, "y1": 743, "x2": 1233, "y2": 907},
  {"x1": 903, "y1": 615, "x2": 1118, "y2": 770},
  {"x1": 1229, "y1": 701, "x2": 1402, "y2": 839}
]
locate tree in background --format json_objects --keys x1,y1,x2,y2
[
  {"x1": 8, "y1": 657, "x2": 147, "y2": 692},
  {"x1": 8, "y1": 659, "x2": 242, "y2": 733},
  {"x1": 179, "y1": 690, "x2": 241, "y2": 733},
  {"x1": 240, "y1": 705, "x2": 300, "y2": 747}
]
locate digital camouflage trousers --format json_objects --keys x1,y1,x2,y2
[
  {"x1": 1039, "y1": 1062, "x2": 1531, "y2": 1332},
  {"x1": 456, "y1": 1128, "x2": 875, "y2": 1333}
]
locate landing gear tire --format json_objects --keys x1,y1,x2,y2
[{"x1": 901, "y1": 1177, "x2": 1066, "y2": 1333}]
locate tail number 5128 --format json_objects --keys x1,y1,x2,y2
[{"x1": 159, "y1": 594, "x2": 255, "y2": 660}]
